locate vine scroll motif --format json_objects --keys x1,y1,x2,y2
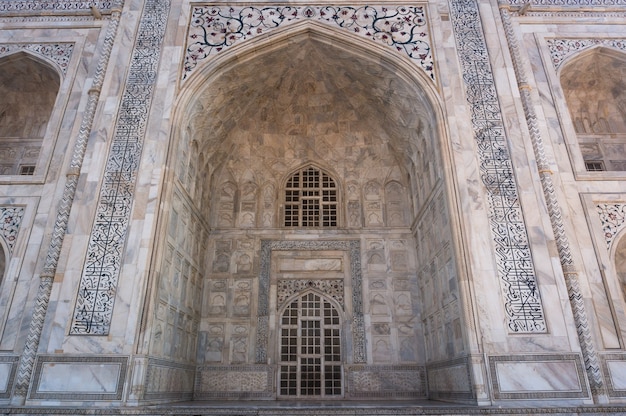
[
  {"x1": 0, "y1": 43, "x2": 73, "y2": 75},
  {"x1": 597, "y1": 204, "x2": 626, "y2": 250},
  {"x1": 546, "y1": 38, "x2": 626, "y2": 70},
  {"x1": 184, "y1": 5, "x2": 433, "y2": 81},
  {"x1": 0, "y1": 207, "x2": 24, "y2": 255}
]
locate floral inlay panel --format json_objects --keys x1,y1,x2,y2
[
  {"x1": 597, "y1": 204, "x2": 626, "y2": 250},
  {"x1": 184, "y1": 5, "x2": 433, "y2": 81},
  {"x1": 0, "y1": 207, "x2": 24, "y2": 255},
  {"x1": 0, "y1": 43, "x2": 73, "y2": 75},
  {"x1": 546, "y1": 39, "x2": 626, "y2": 70}
]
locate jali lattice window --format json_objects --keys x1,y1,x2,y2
[
  {"x1": 285, "y1": 166, "x2": 337, "y2": 227},
  {"x1": 279, "y1": 292, "x2": 342, "y2": 397}
]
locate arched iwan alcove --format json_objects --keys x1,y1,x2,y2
[
  {"x1": 0, "y1": 51, "x2": 60, "y2": 175},
  {"x1": 144, "y1": 24, "x2": 467, "y2": 403},
  {"x1": 560, "y1": 47, "x2": 626, "y2": 172}
]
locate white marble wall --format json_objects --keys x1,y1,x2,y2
[{"x1": 0, "y1": 0, "x2": 624, "y2": 408}]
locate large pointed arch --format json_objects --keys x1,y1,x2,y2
[{"x1": 151, "y1": 20, "x2": 470, "y2": 402}]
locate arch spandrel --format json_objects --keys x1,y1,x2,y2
[{"x1": 182, "y1": 5, "x2": 434, "y2": 84}]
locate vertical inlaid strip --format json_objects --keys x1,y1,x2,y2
[
  {"x1": 449, "y1": 0, "x2": 546, "y2": 333},
  {"x1": 70, "y1": 0, "x2": 171, "y2": 335}
]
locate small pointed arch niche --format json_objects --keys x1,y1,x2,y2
[
  {"x1": 560, "y1": 47, "x2": 626, "y2": 172},
  {"x1": 0, "y1": 51, "x2": 61, "y2": 176}
]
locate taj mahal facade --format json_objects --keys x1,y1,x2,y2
[{"x1": 0, "y1": 0, "x2": 625, "y2": 414}]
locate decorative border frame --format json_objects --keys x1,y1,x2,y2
[
  {"x1": 144, "y1": 358, "x2": 195, "y2": 401},
  {"x1": 29, "y1": 355, "x2": 128, "y2": 400},
  {"x1": 0, "y1": 1, "x2": 112, "y2": 13},
  {"x1": 194, "y1": 364, "x2": 274, "y2": 400},
  {"x1": 489, "y1": 354, "x2": 589, "y2": 400},
  {"x1": 256, "y1": 240, "x2": 366, "y2": 364},
  {"x1": 600, "y1": 353, "x2": 626, "y2": 398},
  {"x1": 0, "y1": 355, "x2": 19, "y2": 399},
  {"x1": 345, "y1": 364, "x2": 427, "y2": 398}
]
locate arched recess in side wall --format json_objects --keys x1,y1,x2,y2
[
  {"x1": 0, "y1": 51, "x2": 60, "y2": 176},
  {"x1": 560, "y1": 47, "x2": 626, "y2": 172},
  {"x1": 139, "y1": 21, "x2": 475, "y2": 403}
]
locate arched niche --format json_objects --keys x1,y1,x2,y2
[
  {"x1": 149, "y1": 22, "x2": 465, "y2": 402},
  {"x1": 0, "y1": 51, "x2": 60, "y2": 176},
  {"x1": 560, "y1": 47, "x2": 626, "y2": 172}
]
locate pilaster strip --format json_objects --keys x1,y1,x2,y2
[
  {"x1": 449, "y1": 0, "x2": 546, "y2": 333},
  {"x1": 70, "y1": 0, "x2": 170, "y2": 335},
  {"x1": 11, "y1": 2, "x2": 123, "y2": 403},
  {"x1": 499, "y1": 3, "x2": 604, "y2": 396}
]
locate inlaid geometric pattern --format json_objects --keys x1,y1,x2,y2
[
  {"x1": 0, "y1": 207, "x2": 24, "y2": 255},
  {"x1": 184, "y1": 5, "x2": 434, "y2": 81},
  {"x1": 546, "y1": 38, "x2": 626, "y2": 70},
  {"x1": 450, "y1": 0, "x2": 546, "y2": 332},
  {"x1": 0, "y1": 44, "x2": 73, "y2": 75},
  {"x1": 70, "y1": 0, "x2": 170, "y2": 335},
  {"x1": 597, "y1": 203, "x2": 626, "y2": 250}
]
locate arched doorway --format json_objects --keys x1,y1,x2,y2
[{"x1": 278, "y1": 291, "x2": 342, "y2": 398}]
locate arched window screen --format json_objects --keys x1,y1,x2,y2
[
  {"x1": 279, "y1": 292, "x2": 342, "y2": 397},
  {"x1": 285, "y1": 166, "x2": 337, "y2": 227}
]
